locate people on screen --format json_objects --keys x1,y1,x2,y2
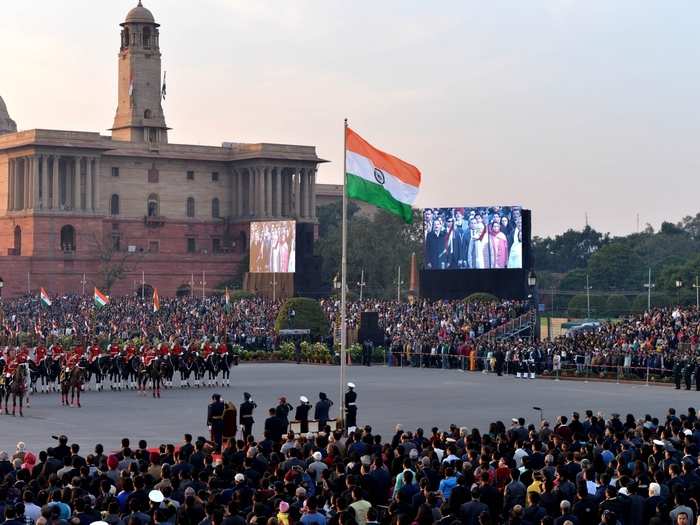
[
  {"x1": 424, "y1": 206, "x2": 523, "y2": 269},
  {"x1": 251, "y1": 222, "x2": 295, "y2": 273}
]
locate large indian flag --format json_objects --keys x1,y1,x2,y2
[
  {"x1": 94, "y1": 287, "x2": 109, "y2": 308},
  {"x1": 345, "y1": 127, "x2": 421, "y2": 224}
]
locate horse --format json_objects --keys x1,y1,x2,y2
[
  {"x1": 2, "y1": 364, "x2": 29, "y2": 416},
  {"x1": 218, "y1": 349, "x2": 239, "y2": 387},
  {"x1": 145, "y1": 357, "x2": 168, "y2": 398},
  {"x1": 60, "y1": 366, "x2": 84, "y2": 407},
  {"x1": 40, "y1": 356, "x2": 61, "y2": 393},
  {"x1": 178, "y1": 351, "x2": 195, "y2": 387},
  {"x1": 204, "y1": 353, "x2": 221, "y2": 387}
]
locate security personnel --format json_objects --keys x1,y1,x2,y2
[
  {"x1": 295, "y1": 395, "x2": 312, "y2": 434},
  {"x1": 345, "y1": 382, "x2": 358, "y2": 429},
  {"x1": 673, "y1": 358, "x2": 682, "y2": 390},
  {"x1": 207, "y1": 393, "x2": 225, "y2": 451},
  {"x1": 239, "y1": 392, "x2": 257, "y2": 439},
  {"x1": 684, "y1": 357, "x2": 694, "y2": 391},
  {"x1": 314, "y1": 392, "x2": 333, "y2": 430},
  {"x1": 695, "y1": 357, "x2": 700, "y2": 392}
]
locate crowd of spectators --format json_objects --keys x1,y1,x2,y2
[{"x1": 3, "y1": 405, "x2": 700, "y2": 525}]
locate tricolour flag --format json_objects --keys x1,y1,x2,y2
[
  {"x1": 345, "y1": 127, "x2": 421, "y2": 224},
  {"x1": 39, "y1": 288, "x2": 52, "y2": 307},
  {"x1": 161, "y1": 71, "x2": 167, "y2": 100},
  {"x1": 153, "y1": 288, "x2": 160, "y2": 313},
  {"x1": 94, "y1": 287, "x2": 109, "y2": 308},
  {"x1": 224, "y1": 287, "x2": 231, "y2": 312}
]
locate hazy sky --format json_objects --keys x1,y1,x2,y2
[{"x1": 1, "y1": 1, "x2": 698, "y2": 237}]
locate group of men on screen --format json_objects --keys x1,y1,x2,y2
[
  {"x1": 250, "y1": 222, "x2": 295, "y2": 274},
  {"x1": 424, "y1": 207, "x2": 523, "y2": 270}
]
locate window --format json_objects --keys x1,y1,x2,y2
[
  {"x1": 212, "y1": 238, "x2": 221, "y2": 253},
  {"x1": 111, "y1": 167, "x2": 120, "y2": 177},
  {"x1": 211, "y1": 172, "x2": 219, "y2": 182},
  {"x1": 211, "y1": 198, "x2": 220, "y2": 218},
  {"x1": 186, "y1": 197, "x2": 195, "y2": 217},
  {"x1": 111, "y1": 233, "x2": 121, "y2": 251},
  {"x1": 110, "y1": 194, "x2": 120, "y2": 216},
  {"x1": 144, "y1": 109, "x2": 153, "y2": 119},
  {"x1": 186, "y1": 237, "x2": 196, "y2": 253},
  {"x1": 148, "y1": 241, "x2": 159, "y2": 253},
  {"x1": 60, "y1": 225, "x2": 76, "y2": 253},
  {"x1": 148, "y1": 165, "x2": 159, "y2": 183},
  {"x1": 143, "y1": 27, "x2": 151, "y2": 48},
  {"x1": 13, "y1": 225, "x2": 21, "y2": 256},
  {"x1": 186, "y1": 171, "x2": 194, "y2": 180},
  {"x1": 147, "y1": 194, "x2": 159, "y2": 217}
]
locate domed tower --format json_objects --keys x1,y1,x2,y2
[
  {"x1": 111, "y1": 1, "x2": 169, "y2": 144},
  {"x1": 0, "y1": 96, "x2": 17, "y2": 135}
]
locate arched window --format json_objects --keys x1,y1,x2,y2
[
  {"x1": 110, "y1": 194, "x2": 120, "y2": 216},
  {"x1": 144, "y1": 109, "x2": 152, "y2": 119},
  {"x1": 122, "y1": 28, "x2": 130, "y2": 49},
  {"x1": 186, "y1": 197, "x2": 195, "y2": 218},
  {"x1": 60, "y1": 225, "x2": 76, "y2": 252},
  {"x1": 143, "y1": 27, "x2": 152, "y2": 48},
  {"x1": 211, "y1": 198, "x2": 220, "y2": 219},
  {"x1": 13, "y1": 225, "x2": 21, "y2": 256},
  {"x1": 147, "y1": 194, "x2": 159, "y2": 217}
]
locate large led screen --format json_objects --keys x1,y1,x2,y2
[
  {"x1": 423, "y1": 206, "x2": 523, "y2": 270},
  {"x1": 249, "y1": 221, "x2": 296, "y2": 273}
]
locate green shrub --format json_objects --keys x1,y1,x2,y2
[
  {"x1": 605, "y1": 295, "x2": 631, "y2": 318},
  {"x1": 275, "y1": 298, "x2": 330, "y2": 338}
]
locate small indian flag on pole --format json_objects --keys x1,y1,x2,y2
[
  {"x1": 345, "y1": 126, "x2": 421, "y2": 224},
  {"x1": 39, "y1": 288, "x2": 52, "y2": 307},
  {"x1": 94, "y1": 287, "x2": 109, "y2": 308},
  {"x1": 153, "y1": 287, "x2": 160, "y2": 313}
]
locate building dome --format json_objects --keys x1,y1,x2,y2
[
  {"x1": 0, "y1": 96, "x2": 17, "y2": 135},
  {"x1": 124, "y1": 1, "x2": 157, "y2": 25}
]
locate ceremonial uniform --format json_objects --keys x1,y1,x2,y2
[
  {"x1": 674, "y1": 359, "x2": 682, "y2": 389},
  {"x1": 295, "y1": 397, "x2": 312, "y2": 434},
  {"x1": 345, "y1": 383, "x2": 358, "y2": 429},
  {"x1": 240, "y1": 393, "x2": 257, "y2": 438},
  {"x1": 207, "y1": 394, "x2": 225, "y2": 450},
  {"x1": 684, "y1": 359, "x2": 694, "y2": 391},
  {"x1": 276, "y1": 397, "x2": 293, "y2": 434},
  {"x1": 314, "y1": 392, "x2": 333, "y2": 430}
]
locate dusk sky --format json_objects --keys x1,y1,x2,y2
[{"x1": 1, "y1": 1, "x2": 697, "y2": 237}]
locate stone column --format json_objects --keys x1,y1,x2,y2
[
  {"x1": 275, "y1": 167, "x2": 282, "y2": 217},
  {"x1": 39, "y1": 155, "x2": 47, "y2": 209},
  {"x1": 7, "y1": 159, "x2": 14, "y2": 211},
  {"x1": 93, "y1": 157, "x2": 101, "y2": 212},
  {"x1": 52, "y1": 156, "x2": 60, "y2": 209},
  {"x1": 309, "y1": 168, "x2": 316, "y2": 220},
  {"x1": 86, "y1": 157, "x2": 93, "y2": 212},
  {"x1": 236, "y1": 169, "x2": 243, "y2": 217},
  {"x1": 31, "y1": 155, "x2": 39, "y2": 210},
  {"x1": 294, "y1": 168, "x2": 301, "y2": 218},
  {"x1": 257, "y1": 167, "x2": 265, "y2": 217},
  {"x1": 73, "y1": 157, "x2": 81, "y2": 210},
  {"x1": 265, "y1": 167, "x2": 273, "y2": 217},
  {"x1": 246, "y1": 168, "x2": 254, "y2": 216}
]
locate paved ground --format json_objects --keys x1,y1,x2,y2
[{"x1": 0, "y1": 363, "x2": 695, "y2": 452}]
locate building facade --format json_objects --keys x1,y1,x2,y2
[{"x1": 0, "y1": 2, "x2": 324, "y2": 298}]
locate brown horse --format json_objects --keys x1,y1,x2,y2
[
  {"x1": 60, "y1": 366, "x2": 84, "y2": 407},
  {"x1": 2, "y1": 364, "x2": 28, "y2": 416}
]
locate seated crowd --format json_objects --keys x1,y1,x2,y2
[{"x1": 2, "y1": 406, "x2": 700, "y2": 525}]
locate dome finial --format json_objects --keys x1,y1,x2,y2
[{"x1": 138, "y1": 1, "x2": 143, "y2": 6}]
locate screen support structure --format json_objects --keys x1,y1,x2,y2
[{"x1": 339, "y1": 118, "x2": 349, "y2": 429}]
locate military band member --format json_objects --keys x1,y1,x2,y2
[
  {"x1": 345, "y1": 382, "x2": 357, "y2": 429},
  {"x1": 207, "y1": 393, "x2": 225, "y2": 451},
  {"x1": 295, "y1": 395, "x2": 312, "y2": 434},
  {"x1": 240, "y1": 392, "x2": 256, "y2": 439}
]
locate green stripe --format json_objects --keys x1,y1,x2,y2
[{"x1": 346, "y1": 173, "x2": 413, "y2": 223}]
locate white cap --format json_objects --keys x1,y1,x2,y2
[
  {"x1": 148, "y1": 490, "x2": 164, "y2": 503},
  {"x1": 684, "y1": 429, "x2": 693, "y2": 436},
  {"x1": 347, "y1": 382, "x2": 356, "y2": 388},
  {"x1": 234, "y1": 473, "x2": 245, "y2": 482},
  {"x1": 91, "y1": 522, "x2": 110, "y2": 525},
  {"x1": 300, "y1": 396, "x2": 309, "y2": 403},
  {"x1": 653, "y1": 439, "x2": 665, "y2": 446},
  {"x1": 313, "y1": 451, "x2": 323, "y2": 461}
]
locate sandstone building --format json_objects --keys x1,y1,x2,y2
[{"x1": 0, "y1": 2, "x2": 325, "y2": 298}]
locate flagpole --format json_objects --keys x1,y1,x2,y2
[{"x1": 340, "y1": 118, "x2": 348, "y2": 430}]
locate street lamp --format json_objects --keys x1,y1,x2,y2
[
  {"x1": 585, "y1": 274, "x2": 593, "y2": 319},
  {"x1": 693, "y1": 275, "x2": 700, "y2": 310},
  {"x1": 643, "y1": 268, "x2": 655, "y2": 311},
  {"x1": 675, "y1": 280, "x2": 683, "y2": 305}
]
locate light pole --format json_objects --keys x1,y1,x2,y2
[
  {"x1": 357, "y1": 268, "x2": 366, "y2": 302},
  {"x1": 396, "y1": 266, "x2": 404, "y2": 302},
  {"x1": 81, "y1": 273, "x2": 87, "y2": 296},
  {"x1": 675, "y1": 279, "x2": 683, "y2": 305},
  {"x1": 693, "y1": 275, "x2": 700, "y2": 310},
  {"x1": 585, "y1": 274, "x2": 592, "y2": 319},
  {"x1": 270, "y1": 272, "x2": 277, "y2": 302},
  {"x1": 643, "y1": 268, "x2": 655, "y2": 311},
  {"x1": 528, "y1": 271, "x2": 538, "y2": 339}
]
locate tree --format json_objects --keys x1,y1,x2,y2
[
  {"x1": 531, "y1": 226, "x2": 609, "y2": 272},
  {"x1": 586, "y1": 243, "x2": 646, "y2": 291},
  {"x1": 91, "y1": 234, "x2": 140, "y2": 293},
  {"x1": 605, "y1": 295, "x2": 631, "y2": 318},
  {"x1": 567, "y1": 294, "x2": 606, "y2": 319}
]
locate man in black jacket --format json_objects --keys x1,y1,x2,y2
[{"x1": 264, "y1": 408, "x2": 284, "y2": 442}]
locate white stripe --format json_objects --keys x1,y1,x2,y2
[{"x1": 346, "y1": 151, "x2": 418, "y2": 205}]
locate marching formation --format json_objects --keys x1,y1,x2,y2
[{"x1": 0, "y1": 340, "x2": 240, "y2": 415}]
